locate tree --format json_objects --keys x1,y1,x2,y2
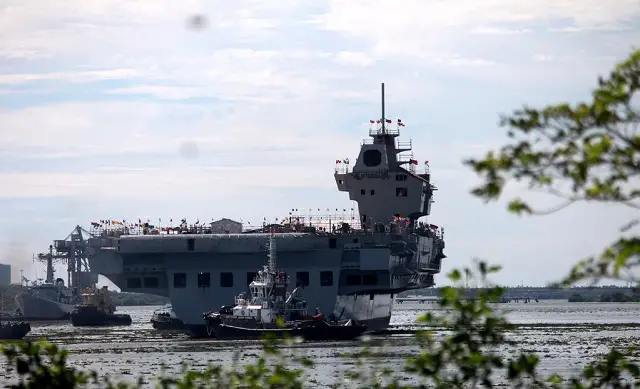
[{"x1": 464, "y1": 48, "x2": 640, "y2": 286}]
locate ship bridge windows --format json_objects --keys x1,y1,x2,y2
[
  {"x1": 127, "y1": 277, "x2": 142, "y2": 289},
  {"x1": 396, "y1": 187, "x2": 408, "y2": 197},
  {"x1": 197, "y1": 272, "x2": 211, "y2": 288},
  {"x1": 320, "y1": 271, "x2": 333, "y2": 286},
  {"x1": 143, "y1": 277, "x2": 159, "y2": 288},
  {"x1": 251, "y1": 286, "x2": 264, "y2": 298},
  {"x1": 220, "y1": 272, "x2": 233, "y2": 288},
  {"x1": 396, "y1": 174, "x2": 408, "y2": 181},
  {"x1": 174, "y1": 273, "x2": 187, "y2": 288},
  {"x1": 296, "y1": 271, "x2": 309, "y2": 287}
]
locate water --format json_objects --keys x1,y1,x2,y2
[
  {"x1": 393, "y1": 299, "x2": 640, "y2": 325},
  {"x1": 1, "y1": 301, "x2": 639, "y2": 387}
]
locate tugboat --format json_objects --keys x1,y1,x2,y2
[
  {"x1": 150, "y1": 306, "x2": 184, "y2": 330},
  {"x1": 69, "y1": 286, "x2": 132, "y2": 327},
  {"x1": 203, "y1": 233, "x2": 367, "y2": 341},
  {"x1": 0, "y1": 289, "x2": 31, "y2": 339},
  {"x1": 0, "y1": 321, "x2": 31, "y2": 340}
]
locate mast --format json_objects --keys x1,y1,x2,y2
[
  {"x1": 46, "y1": 245, "x2": 54, "y2": 283},
  {"x1": 268, "y1": 234, "x2": 276, "y2": 272},
  {"x1": 381, "y1": 82, "x2": 386, "y2": 135}
]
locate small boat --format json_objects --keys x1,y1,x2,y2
[
  {"x1": 203, "y1": 233, "x2": 367, "y2": 341},
  {"x1": 0, "y1": 321, "x2": 31, "y2": 340},
  {"x1": 70, "y1": 286, "x2": 132, "y2": 327},
  {"x1": 150, "y1": 306, "x2": 184, "y2": 330}
]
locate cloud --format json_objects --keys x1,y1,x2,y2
[
  {"x1": 316, "y1": 0, "x2": 640, "y2": 86},
  {"x1": 471, "y1": 27, "x2": 534, "y2": 35},
  {"x1": 319, "y1": 0, "x2": 640, "y2": 38},
  {"x1": 0, "y1": 69, "x2": 139, "y2": 85},
  {"x1": 0, "y1": 166, "x2": 330, "y2": 199},
  {"x1": 0, "y1": 0, "x2": 638, "y2": 286},
  {"x1": 333, "y1": 51, "x2": 375, "y2": 67},
  {"x1": 106, "y1": 85, "x2": 214, "y2": 100}
]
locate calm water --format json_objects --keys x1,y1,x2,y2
[
  {"x1": 392, "y1": 299, "x2": 640, "y2": 326},
  {"x1": 1, "y1": 300, "x2": 639, "y2": 387}
]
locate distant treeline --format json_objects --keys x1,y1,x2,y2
[
  {"x1": 399, "y1": 286, "x2": 638, "y2": 301},
  {"x1": 568, "y1": 292, "x2": 640, "y2": 303}
]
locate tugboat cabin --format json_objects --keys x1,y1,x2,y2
[{"x1": 231, "y1": 265, "x2": 308, "y2": 323}]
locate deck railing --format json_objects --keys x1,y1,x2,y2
[{"x1": 88, "y1": 215, "x2": 444, "y2": 239}]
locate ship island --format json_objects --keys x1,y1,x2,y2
[{"x1": 21, "y1": 83, "x2": 447, "y2": 337}]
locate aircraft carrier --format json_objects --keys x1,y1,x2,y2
[{"x1": 39, "y1": 83, "x2": 447, "y2": 335}]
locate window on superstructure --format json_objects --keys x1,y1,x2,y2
[
  {"x1": 143, "y1": 277, "x2": 159, "y2": 288},
  {"x1": 370, "y1": 189, "x2": 375, "y2": 195},
  {"x1": 247, "y1": 272, "x2": 258, "y2": 285},
  {"x1": 197, "y1": 272, "x2": 211, "y2": 288},
  {"x1": 396, "y1": 174, "x2": 407, "y2": 181},
  {"x1": 174, "y1": 273, "x2": 187, "y2": 288},
  {"x1": 346, "y1": 274, "x2": 361, "y2": 286},
  {"x1": 396, "y1": 187, "x2": 408, "y2": 197},
  {"x1": 220, "y1": 272, "x2": 233, "y2": 287},
  {"x1": 360, "y1": 189, "x2": 365, "y2": 195},
  {"x1": 296, "y1": 271, "x2": 309, "y2": 287},
  {"x1": 127, "y1": 278, "x2": 142, "y2": 289},
  {"x1": 320, "y1": 271, "x2": 333, "y2": 286},
  {"x1": 187, "y1": 238, "x2": 195, "y2": 251},
  {"x1": 363, "y1": 274, "x2": 378, "y2": 285}
]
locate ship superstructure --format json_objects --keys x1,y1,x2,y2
[
  {"x1": 60, "y1": 83, "x2": 446, "y2": 335},
  {"x1": 16, "y1": 226, "x2": 98, "y2": 320}
]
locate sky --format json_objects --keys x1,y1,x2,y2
[{"x1": 0, "y1": 0, "x2": 639, "y2": 288}]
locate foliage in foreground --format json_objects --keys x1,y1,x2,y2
[
  {"x1": 465, "y1": 48, "x2": 640, "y2": 287},
  {"x1": 2, "y1": 46, "x2": 639, "y2": 389}
]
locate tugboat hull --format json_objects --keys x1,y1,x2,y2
[
  {"x1": 0, "y1": 322, "x2": 31, "y2": 340},
  {"x1": 70, "y1": 307, "x2": 132, "y2": 327},
  {"x1": 213, "y1": 322, "x2": 366, "y2": 341},
  {"x1": 206, "y1": 316, "x2": 366, "y2": 341}
]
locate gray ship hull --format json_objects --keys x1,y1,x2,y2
[
  {"x1": 14, "y1": 292, "x2": 75, "y2": 320},
  {"x1": 333, "y1": 293, "x2": 394, "y2": 328},
  {"x1": 90, "y1": 231, "x2": 443, "y2": 333}
]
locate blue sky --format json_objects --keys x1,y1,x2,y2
[{"x1": 0, "y1": 0, "x2": 638, "y2": 288}]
